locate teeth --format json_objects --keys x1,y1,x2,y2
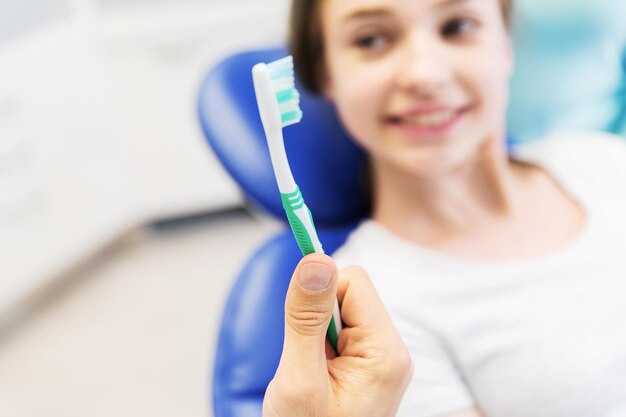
[{"x1": 399, "y1": 110, "x2": 456, "y2": 127}]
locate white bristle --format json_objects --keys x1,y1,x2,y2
[
  {"x1": 272, "y1": 77, "x2": 295, "y2": 93},
  {"x1": 279, "y1": 100, "x2": 300, "y2": 114},
  {"x1": 264, "y1": 55, "x2": 303, "y2": 128},
  {"x1": 267, "y1": 56, "x2": 293, "y2": 75}
]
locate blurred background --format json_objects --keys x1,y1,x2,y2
[{"x1": 0, "y1": 0, "x2": 289, "y2": 415}]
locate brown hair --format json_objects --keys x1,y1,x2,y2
[{"x1": 289, "y1": 0, "x2": 514, "y2": 94}]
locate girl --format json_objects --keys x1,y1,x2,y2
[{"x1": 266, "y1": 0, "x2": 626, "y2": 416}]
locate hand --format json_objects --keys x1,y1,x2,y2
[{"x1": 263, "y1": 253, "x2": 413, "y2": 417}]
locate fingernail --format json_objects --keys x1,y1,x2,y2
[{"x1": 299, "y1": 263, "x2": 333, "y2": 292}]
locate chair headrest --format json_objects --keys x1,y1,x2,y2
[{"x1": 198, "y1": 47, "x2": 369, "y2": 226}]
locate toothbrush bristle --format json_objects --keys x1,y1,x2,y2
[{"x1": 267, "y1": 55, "x2": 303, "y2": 127}]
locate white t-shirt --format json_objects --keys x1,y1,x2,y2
[{"x1": 332, "y1": 132, "x2": 626, "y2": 417}]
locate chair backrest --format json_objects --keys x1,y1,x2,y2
[
  {"x1": 198, "y1": 48, "x2": 368, "y2": 417},
  {"x1": 198, "y1": 47, "x2": 369, "y2": 225}
]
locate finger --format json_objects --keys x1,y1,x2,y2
[
  {"x1": 336, "y1": 266, "x2": 392, "y2": 330},
  {"x1": 334, "y1": 266, "x2": 403, "y2": 359},
  {"x1": 279, "y1": 253, "x2": 339, "y2": 379},
  {"x1": 331, "y1": 266, "x2": 412, "y2": 389}
]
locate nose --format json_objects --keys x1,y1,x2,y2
[{"x1": 395, "y1": 32, "x2": 452, "y2": 97}]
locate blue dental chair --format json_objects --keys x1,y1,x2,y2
[{"x1": 198, "y1": 47, "x2": 369, "y2": 417}]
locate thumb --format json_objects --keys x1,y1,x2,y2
[{"x1": 280, "y1": 253, "x2": 338, "y2": 377}]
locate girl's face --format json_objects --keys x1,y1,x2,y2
[{"x1": 320, "y1": 0, "x2": 513, "y2": 178}]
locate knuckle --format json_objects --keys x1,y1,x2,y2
[
  {"x1": 342, "y1": 265, "x2": 373, "y2": 287},
  {"x1": 373, "y1": 345, "x2": 413, "y2": 386},
  {"x1": 277, "y1": 381, "x2": 302, "y2": 405},
  {"x1": 344, "y1": 265, "x2": 369, "y2": 278},
  {"x1": 389, "y1": 346, "x2": 414, "y2": 385},
  {"x1": 274, "y1": 378, "x2": 325, "y2": 407},
  {"x1": 285, "y1": 306, "x2": 331, "y2": 336},
  {"x1": 399, "y1": 348, "x2": 414, "y2": 379}
]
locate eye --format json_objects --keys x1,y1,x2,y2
[
  {"x1": 354, "y1": 33, "x2": 391, "y2": 50},
  {"x1": 441, "y1": 17, "x2": 479, "y2": 38}
]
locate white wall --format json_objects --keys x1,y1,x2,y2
[{"x1": 0, "y1": 0, "x2": 290, "y2": 321}]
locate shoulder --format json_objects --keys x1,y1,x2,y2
[
  {"x1": 515, "y1": 130, "x2": 626, "y2": 158},
  {"x1": 513, "y1": 131, "x2": 626, "y2": 183}
]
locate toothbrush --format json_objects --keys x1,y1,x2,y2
[{"x1": 252, "y1": 55, "x2": 342, "y2": 350}]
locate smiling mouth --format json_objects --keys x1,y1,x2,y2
[
  {"x1": 384, "y1": 107, "x2": 468, "y2": 140},
  {"x1": 387, "y1": 108, "x2": 466, "y2": 128}
]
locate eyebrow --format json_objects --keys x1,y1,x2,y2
[
  {"x1": 340, "y1": 8, "x2": 392, "y2": 23},
  {"x1": 437, "y1": 0, "x2": 472, "y2": 7},
  {"x1": 340, "y1": 0, "x2": 471, "y2": 23}
]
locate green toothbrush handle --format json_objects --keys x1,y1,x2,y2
[
  {"x1": 281, "y1": 186, "x2": 321, "y2": 256},
  {"x1": 326, "y1": 316, "x2": 340, "y2": 350},
  {"x1": 281, "y1": 186, "x2": 341, "y2": 350}
]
